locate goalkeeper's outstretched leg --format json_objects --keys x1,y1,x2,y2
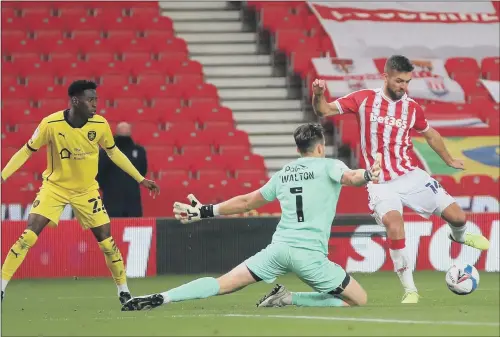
[
  {"x1": 257, "y1": 274, "x2": 368, "y2": 308},
  {"x1": 122, "y1": 262, "x2": 259, "y2": 311}
]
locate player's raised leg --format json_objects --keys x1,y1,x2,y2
[
  {"x1": 122, "y1": 262, "x2": 259, "y2": 311},
  {"x1": 1, "y1": 214, "x2": 50, "y2": 300},
  {"x1": 90, "y1": 223, "x2": 131, "y2": 305},
  {"x1": 441, "y1": 203, "x2": 490, "y2": 250}
]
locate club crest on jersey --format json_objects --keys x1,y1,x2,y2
[
  {"x1": 32, "y1": 200, "x2": 40, "y2": 208},
  {"x1": 370, "y1": 113, "x2": 408, "y2": 129},
  {"x1": 425, "y1": 78, "x2": 449, "y2": 97},
  {"x1": 88, "y1": 130, "x2": 96, "y2": 141}
]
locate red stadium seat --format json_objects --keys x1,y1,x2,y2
[
  {"x1": 84, "y1": 52, "x2": 116, "y2": 63},
  {"x1": 142, "y1": 29, "x2": 175, "y2": 41},
  {"x1": 218, "y1": 144, "x2": 252, "y2": 156},
  {"x1": 176, "y1": 60, "x2": 204, "y2": 76},
  {"x1": 135, "y1": 73, "x2": 168, "y2": 88},
  {"x1": 196, "y1": 169, "x2": 229, "y2": 182},
  {"x1": 129, "y1": 13, "x2": 174, "y2": 32},
  {"x1": 36, "y1": 99, "x2": 68, "y2": 113},
  {"x1": 460, "y1": 175, "x2": 499, "y2": 199},
  {"x1": 445, "y1": 57, "x2": 480, "y2": 77},
  {"x1": 260, "y1": 7, "x2": 305, "y2": 32},
  {"x1": 130, "y1": 122, "x2": 160, "y2": 140},
  {"x1": 99, "y1": 74, "x2": 131, "y2": 87},
  {"x1": 481, "y1": 57, "x2": 500, "y2": 81},
  {"x1": 173, "y1": 74, "x2": 205, "y2": 86},
  {"x1": 235, "y1": 170, "x2": 268, "y2": 184},
  {"x1": 212, "y1": 129, "x2": 250, "y2": 147},
  {"x1": 120, "y1": 52, "x2": 153, "y2": 68},
  {"x1": 183, "y1": 83, "x2": 218, "y2": 101},
  {"x1": 275, "y1": 30, "x2": 321, "y2": 55},
  {"x1": 202, "y1": 121, "x2": 235, "y2": 131},
  {"x1": 156, "y1": 170, "x2": 190, "y2": 183},
  {"x1": 181, "y1": 145, "x2": 213, "y2": 157},
  {"x1": 230, "y1": 154, "x2": 266, "y2": 171},
  {"x1": 291, "y1": 51, "x2": 322, "y2": 76},
  {"x1": 150, "y1": 97, "x2": 182, "y2": 113},
  {"x1": 145, "y1": 145, "x2": 175, "y2": 158},
  {"x1": 150, "y1": 154, "x2": 197, "y2": 171}
]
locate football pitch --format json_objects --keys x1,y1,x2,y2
[{"x1": 2, "y1": 271, "x2": 499, "y2": 336}]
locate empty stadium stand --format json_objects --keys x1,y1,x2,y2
[
  {"x1": 1, "y1": 1, "x2": 498, "y2": 217},
  {"x1": 1, "y1": 1, "x2": 270, "y2": 216}
]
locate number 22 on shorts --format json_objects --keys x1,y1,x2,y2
[{"x1": 88, "y1": 196, "x2": 107, "y2": 214}]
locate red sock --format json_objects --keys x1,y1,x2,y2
[{"x1": 389, "y1": 238, "x2": 405, "y2": 250}]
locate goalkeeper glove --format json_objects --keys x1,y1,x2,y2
[{"x1": 173, "y1": 194, "x2": 216, "y2": 224}]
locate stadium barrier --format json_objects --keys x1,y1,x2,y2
[{"x1": 1, "y1": 214, "x2": 498, "y2": 279}]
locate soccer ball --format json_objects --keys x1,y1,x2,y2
[{"x1": 445, "y1": 263, "x2": 480, "y2": 295}]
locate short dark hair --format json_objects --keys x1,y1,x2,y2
[
  {"x1": 294, "y1": 123, "x2": 325, "y2": 154},
  {"x1": 68, "y1": 80, "x2": 97, "y2": 97},
  {"x1": 384, "y1": 55, "x2": 414, "y2": 74}
]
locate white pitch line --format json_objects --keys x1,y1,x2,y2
[
  {"x1": 39, "y1": 313, "x2": 499, "y2": 327},
  {"x1": 224, "y1": 314, "x2": 500, "y2": 327}
]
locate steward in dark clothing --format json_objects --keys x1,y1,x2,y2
[{"x1": 97, "y1": 132, "x2": 147, "y2": 217}]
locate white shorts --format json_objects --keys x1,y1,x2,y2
[{"x1": 367, "y1": 168, "x2": 456, "y2": 226}]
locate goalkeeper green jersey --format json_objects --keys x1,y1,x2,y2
[{"x1": 259, "y1": 157, "x2": 349, "y2": 255}]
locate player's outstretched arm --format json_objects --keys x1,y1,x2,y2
[
  {"x1": 1, "y1": 146, "x2": 35, "y2": 182},
  {"x1": 421, "y1": 127, "x2": 464, "y2": 170},
  {"x1": 340, "y1": 154, "x2": 382, "y2": 186},
  {"x1": 104, "y1": 146, "x2": 160, "y2": 197},
  {"x1": 173, "y1": 192, "x2": 269, "y2": 224},
  {"x1": 312, "y1": 79, "x2": 340, "y2": 117}
]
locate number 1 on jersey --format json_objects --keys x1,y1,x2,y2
[{"x1": 290, "y1": 187, "x2": 304, "y2": 222}]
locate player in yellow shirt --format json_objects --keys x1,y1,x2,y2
[{"x1": 1, "y1": 80, "x2": 160, "y2": 305}]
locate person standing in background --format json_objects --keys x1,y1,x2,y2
[{"x1": 98, "y1": 122, "x2": 148, "y2": 217}]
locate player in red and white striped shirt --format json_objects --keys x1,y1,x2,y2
[{"x1": 312, "y1": 55, "x2": 490, "y2": 304}]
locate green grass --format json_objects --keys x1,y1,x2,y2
[{"x1": 2, "y1": 271, "x2": 499, "y2": 336}]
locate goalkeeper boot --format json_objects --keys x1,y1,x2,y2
[
  {"x1": 449, "y1": 233, "x2": 490, "y2": 251},
  {"x1": 119, "y1": 291, "x2": 131, "y2": 305},
  {"x1": 121, "y1": 294, "x2": 164, "y2": 311},
  {"x1": 257, "y1": 284, "x2": 291, "y2": 308},
  {"x1": 401, "y1": 291, "x2": 419, "y2": 304}
]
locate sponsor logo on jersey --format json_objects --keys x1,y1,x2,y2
[{"x1": 370, "y1": 113, "x2": 408, "y2": 129}]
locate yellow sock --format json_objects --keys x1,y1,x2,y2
[
  {"x1": 98, "y1": 237, "x2": 128, "y2": 289},
  {"x1": 2, "y1": 230, "x2": 38, "y2": 283}
]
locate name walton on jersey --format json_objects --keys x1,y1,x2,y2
[{"x1": 281, "y1": 164, "x2": 315, "y2": 183}]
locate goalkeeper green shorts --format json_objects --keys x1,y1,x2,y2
[{"x1": 245, "y1": 242, "x2": 347, "y2": 294}]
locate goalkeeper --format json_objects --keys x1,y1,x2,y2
[{"x1": 122, "y1": 123, "x2": 382, "y2": 311}]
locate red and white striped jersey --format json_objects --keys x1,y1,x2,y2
[{"x1": 334, "y1": 88, "x2": 430, "y2": 183}]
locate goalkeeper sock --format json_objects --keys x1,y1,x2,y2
[
  {"x1": 389, "y1": 239, "x2": 417, "y2": 293},
  {"x1": 1, "y1": 230, "x2": 38, "y2": 288},
  {"x1": 98, "y1": 237, "x2": 128, "y2": 294},
  {"x1": 161, "y1": 277, "x2": 220, "y2": 304},
  {"x1": 292, "y1": 292, "x2": 347, "y2": 307}
]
